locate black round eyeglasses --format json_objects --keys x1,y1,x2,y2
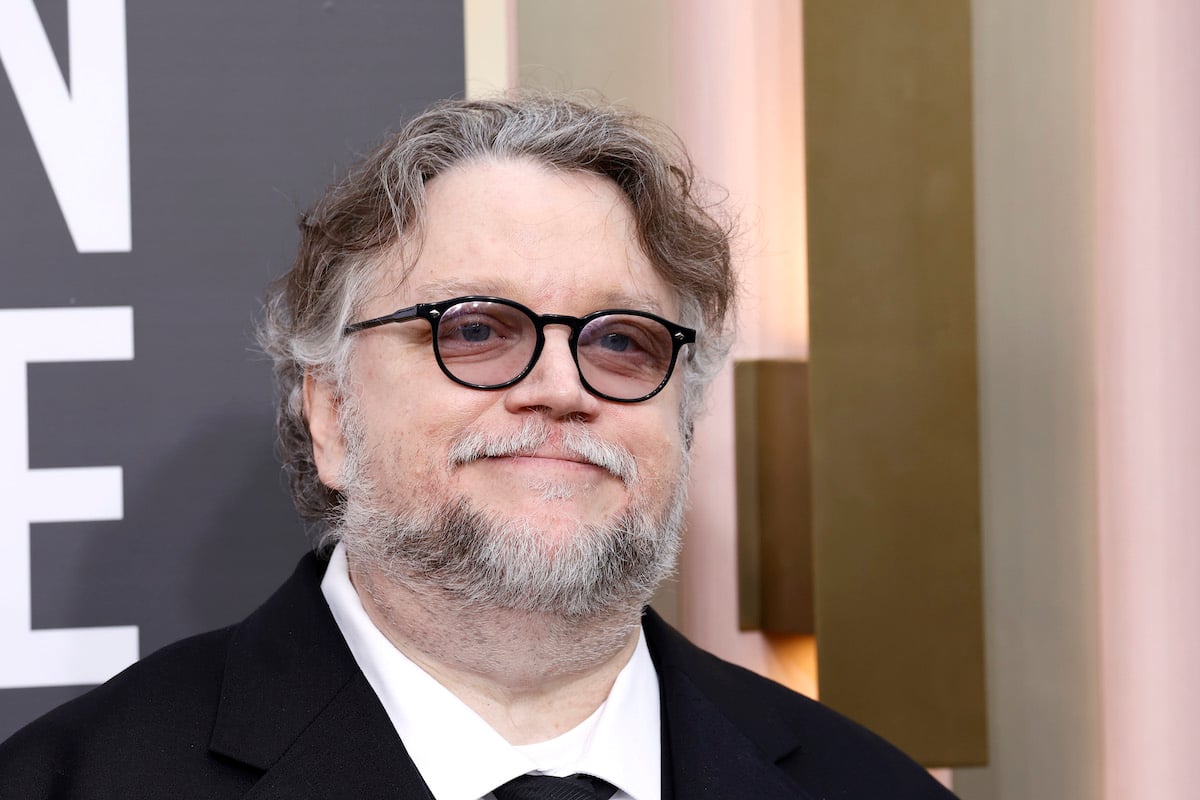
[{"x1": 343, "y1": 296, "x2": 696, "y2": 403}]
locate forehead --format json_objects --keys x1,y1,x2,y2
[{"x1": 374, "y1": 159, "x2": 679, "y2": 317}]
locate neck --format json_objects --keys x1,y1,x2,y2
[{"x1": 349, "y1": 556, "x2": 643, "y2": 745}]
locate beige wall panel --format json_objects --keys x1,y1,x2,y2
[
  {"x1": 517, "y1": 0, "x2": 674, "y2": 124},
  {"x1": 955, "y1": 0, "x2": 1103, "y2": 797}
]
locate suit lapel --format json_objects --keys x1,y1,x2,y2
[
  {"x1": 242, "y1": 676, "x2": 433, "y2": 799},
  {"x1": 208, "y1": 554, "x2": 434, "y2": 799},
  {"x1": 644, "y1": 611, "x2": 818, "y2": 800}
]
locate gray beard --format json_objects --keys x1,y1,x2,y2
[
  {"x1": 330, "y1": 419, "x2": 688, "y2": 621},
  {"x1": 335, "y1": 493, "x2": 684, "y2": 619}
]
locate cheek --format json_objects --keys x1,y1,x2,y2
[
  {"x1": 359, "y1": 388, "x2": 492, "y2": 480},
  {"x1": 628, "y1": 406, "x2": 686, "y2": 484}
]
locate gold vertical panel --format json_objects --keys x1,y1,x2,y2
[
  {"x1": 735, "y1": 360, "x2": 814, "y2": 634},
  {"x1": 803, "y1": 0, "x2": 988, "y2": 766}
]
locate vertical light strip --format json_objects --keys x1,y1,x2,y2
[
  {"x1": 463, "y1": 0, "x2": 517, "y2": 98},
  {"x1": 668, "y1": 0, "x2": 814, "y2": 698},
  {"x1": 959, "y1": 0, "x2": 1102, "y2": 794},
  {"x1": 1095, "y1": 1, "x2": 1200, "y2": 797}
]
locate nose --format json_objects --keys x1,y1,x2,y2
[{"x1": 502, "y1": 327, "x2": 601, "y2": 419}]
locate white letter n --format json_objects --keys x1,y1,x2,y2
[{"x1": 0, "y1": 0, "x2": 130, "y2": 253}]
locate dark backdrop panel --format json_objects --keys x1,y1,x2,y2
[{"x1": 0, "y1": 0, "x2": 463, "y2": 740}]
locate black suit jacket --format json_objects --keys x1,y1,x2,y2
[{"x1": 0, "y1": 554, "x2": 955, "y2": 799}]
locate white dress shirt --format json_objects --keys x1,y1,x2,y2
[{"x1": 321, "y1": 543, "x2": 662, "y2": 800}]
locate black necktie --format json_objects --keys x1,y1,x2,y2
[{"x1": 492, "y1": 773, "x2": 618, "y2": 800}]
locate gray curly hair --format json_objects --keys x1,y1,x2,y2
[{"x1": 259, "y1": 91, "x2": 736, "y2": 522}]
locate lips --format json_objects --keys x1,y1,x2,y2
[
  {"x1": 463, "y1": 445, "x2": 628, "y2": 485},
  {"x1": 501, "y1": 450, "x2": 598, "y2": 467}
]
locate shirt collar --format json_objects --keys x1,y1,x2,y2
[{"x1": 321, "y1": 542, "x2": 661, "y2": 800}]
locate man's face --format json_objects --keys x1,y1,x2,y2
[{"x1": 306, "y1": 159, "x2": 689, "y2": 612}]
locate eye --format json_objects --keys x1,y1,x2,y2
[
  {"x1": 439, "y1": 313, "x2": 509, "y2": 345},
  {"x1": 579, "y1": 315, "x2": 672, "y2": 367},
  {"x1": 599, "y1": 331, "x2": 632, "y2": 352},
  {"x1": 453, "y1": 321, "x2": 494, "y2": 343},
  {"x1": 583, "y1": 318, "x2": 664, "y2": 355},
  {"x1": 436, "y1": 302, "x2": 529, "y2": 356}
]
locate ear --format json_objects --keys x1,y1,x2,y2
[{"x1": 303, "y1": 372, "x2": 348, "y2": 490}]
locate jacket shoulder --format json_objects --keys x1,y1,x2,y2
[
  {"x1": 0, "y1": 626, "x2": 251, "y2": 798},
  {"x1": 0, "y1": 554, "x2": 337, "y2": 798}
]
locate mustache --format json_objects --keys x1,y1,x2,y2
[{"x1": 446, "y1": 417, "x2": 639, "y2": 485}]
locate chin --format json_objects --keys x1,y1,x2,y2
[
  {"x1": 471, "y1": 482, "x2": 625, "y2": 517},
  {"x1": 490, "y1": 503, "x2": 627, "y2": 538}
]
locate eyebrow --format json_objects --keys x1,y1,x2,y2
[{"x1": 411, "y1": 280, "x2": 668, "y2": 316}]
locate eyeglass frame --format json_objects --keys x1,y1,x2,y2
[{"x1": 342, "y1": 295, "x2": 696, "y2": 403}]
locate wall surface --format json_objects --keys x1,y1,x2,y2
[
  {"x1": 1095, "y1": 1, "x2": 1200, "y2": 797},
  {"x1": 955, "y1": 0, "x2": 1104, "y2": 796},
  {"x1": 517, "y1": 0, "x2": 675, "y2": 120},
  {"x1": 802, "y1": 0, "x2": 986, "y2": 767}
]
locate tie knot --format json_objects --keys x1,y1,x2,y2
[{"x1": 492, "y1": 773, "x2": 617, "y2": 800}]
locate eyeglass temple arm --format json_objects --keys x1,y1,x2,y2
[{"x1": 343, "y1": 305, "x2": 422, "y2": 335}]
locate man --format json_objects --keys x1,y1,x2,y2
[{"x1": 0, "y1": 93, "x2": 956, "y2": 799}]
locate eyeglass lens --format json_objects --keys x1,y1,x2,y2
[{"x1": 434, "y1": 300, "x2": 678, "y2": 400}]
